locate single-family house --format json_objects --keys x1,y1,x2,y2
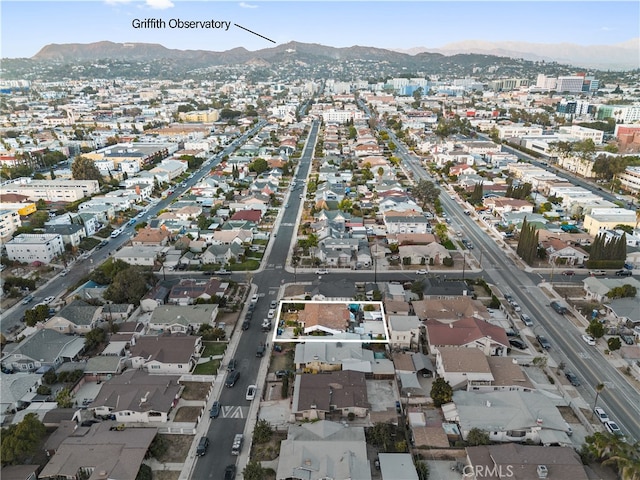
[
  {"x1": 128, "y1": 334, "x2": 201, "y2": 374},
  {"x1": 387, "y1": 315, "x2": 422, "y2": 350},
  {"x1": 292, "y1": 371, "x2": 369, "y2": 420},
  {"x1": 425, "y1": 317, "x2": 509, "y2": 356},
  {"x1": 113, "y1": 246, "x2": 163, "y2": 266},
  {"x1": 148, "y1": 304, "x2": 219, "y2": 332},
  {"x1": 201, "y1": 243, "x2": 244, "y2": 264},
  {"x1": 1, "y1": 329, "x2": 85, "y2": 373},
  {"x1": 131, "y1": 226, "x2": 171, "y2": 246},
  {"x1": 43, "y1": 300, "x2": 103, "y2": 335},
  {"x1": 140, "y1": 284, "x2": 170, "y2": 312}
]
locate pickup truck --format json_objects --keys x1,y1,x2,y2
[{"x1": 216, "y1": 269, "x2": 231, "y2": 275}]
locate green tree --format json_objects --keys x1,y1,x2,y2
[
  {"x1": 24, "y1": 304, "x2": 50, "y2": 327},
  {"x1": 0, "y1": 413, "x2": 47, "y2": 465},
  {"x1": 469, "y1": 182, "x2": 484, "y2": 204},
  {"x1": 415, "y1": 460, "x2": 430, "y2": 480},
  {"x1": 84, "y1": 327, "x2": 107, "y2": 351},
  {"x1": 430, "y1": 377, "x2": 453, "y2": 407},
  {"x1": 516, "y1": 218, "x2": 539, "y2": 266},
  {"x1": 56, "y1": 388, "x2": 74, "y2": 408},
  {"x1": 607, "y1": 337, "x2": 622, "y2": 352},
  {"x1": 135, "y1": 464, "x2": 153, "y2": 480},
  {"x1": 248, "y1": 158, "x2": 268, "y2": 175},
  {"x1": 466, "y1": 428, "x2": 491, "y2": 446},
  {"x1": 29, "y1": 210, "x2": 50, "y2": 228},
  {"x1": 367, "y1": 422, "x2": 393, "y2": 452},
  {"x1": 104, "y1": 267, "x2": 154, "y2": 305},
  {"x1": 607, "y1": 284, "x2": 637, "y2": 299},
  {"x1": 243, "y1": 461, "x2": 267, "y2": 480},
  {"x1": 413, "y1": 179, "x2": 440, "y2": 209},
  {"x1": 197, "y1": 214, "x2": 210, "y2": 230},
  {"x1": 71, "y1": 156, "x2": 102, "y2": 182},
  {"x1": 253, "y1": 419, "x2": 273, "y2": 444},
  {"x1": 586, "y1": 320, "x2": 605, "y2": 340}
]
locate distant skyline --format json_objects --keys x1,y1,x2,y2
[{"x1": 2, "y1": 1, "x2": 638, "y2": 59}]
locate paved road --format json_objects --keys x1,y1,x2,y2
[{"x1": 389, "y1": 131, "x2": 640, "y2": 443}]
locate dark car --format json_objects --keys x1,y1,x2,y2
[
  {"x1": 536, "y1": 335, "x2": 551, "y2": 350},
  {"x1": 565, "y1": 371, "x2": 581, "y2": 386},
  {"x1": 196, "y1": 436, "x2": 209, "y2": 456},
  {"x1": 509, "y1": 338, "x2": 527, "y2": 350},
  {"x1": 561, "y1": 270, "x2": 575, "y2": 276},
  {"x1": 227, "y1": 359, "x2": 237, "y2": 371},
  {"x1": 615, "y1": 269, "x2": 632, "y2": 277},
  {"x1": 224, "y1": 465, "x2": 236, "y2": 480},
  {"x1": 621, "y1": 335, "x2": 635, "y2": 345},
  {"x1": 225, "y1": 370, "x2": 240, "y2": 387},
  {"x1": 209, "y1": 401, "x2": 220, "y2": 418},
  {"x1": 242, "y1": 320, "x2": 250, "y2": 331},
  {"x1": 275, "y1": 370, "x2": 291, "y2": 379}
]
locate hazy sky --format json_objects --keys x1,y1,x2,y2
[{"x1": 2, "y1": 1, "x2": 638, "y2": 58}]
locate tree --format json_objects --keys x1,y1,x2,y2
[
  {"x1": 367, "y1": 422, "x2": 393, "y2": 452},
  {"x1": 243, "y1": 461, "x2": 267, "y2": 480},
  {"x1": 470, "y1": 182, "x2": 484, "y2": 204},
  {"x1": 56, "y1": 388, "x2": 74, "y2": 408},
  {"x1": 415, "y1": 460, "x2": 430, "y2": 480},
  {"x1": 248, "y1": 158, "x2": 268, "y2": 175},
  {"x1": 586, "y1": 320, "x2": 605, "y2": 339},
  {"x1": 85, "y1": 327, "x2": 107, "y2": 351},
  {"x1": 607, "y1": 337, "x2": 622, "y2": 352},
  {"x1": 466, "y1": 428, "x2": 491, "y2": 446},
  {"x1": 607, "y1": 284, "x2": 637, "y2": 299},
  {"x1": 516, "y1": 218, "x2": 539, "y2": 266},
  {"x1": 430, "y1": 377, "x2": 453, "y2": 407},
  {"x1": 0, "y1": 413, "x2": 46, "y2": 465},
  {"x1": 197, "y1": 214, "x2": 210, "y2": 230},
  {"x1": 253, "y1": 419, "x2": 273, "y2": 444},
  {"x1": 104, "y1": 267, "x2": 154, "y2": 305},
  {"x1": 413, "y1": 179, "x2": 440, "y2": 209},
  {"x1": 24, "y1": 304, "x2": 49, "y2": 327},
  {"x1": 71, "y1": 156, "x2": 102, "y2": 182}
]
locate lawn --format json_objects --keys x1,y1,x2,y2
[
  {"x1": 229, "y1": 260, "x2": 260, "y2": 271},
  {"x1": 193, "y1": 360, "x2": 220, "y2": 375},
  {"x1": 202, "y1": 341, "x2": 227, "y2": 357},
  {"x1": 79, "y1": 237, "x2": 100, "y2": 251}
]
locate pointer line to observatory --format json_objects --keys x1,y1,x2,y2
[{"x1": 234, "y1": 24, "x2": 276, "y2": 43}]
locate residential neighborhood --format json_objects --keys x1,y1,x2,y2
[{"x1": 1, "y1": 25, "x2": 640, "y2": 480}]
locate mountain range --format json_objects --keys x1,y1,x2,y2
[{"x1": 30, "y1": 39, "x2": 639, "y2": 71}]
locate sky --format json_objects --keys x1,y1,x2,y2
[{"x1": 1, "y1": 0, "x2": 638, "y2": 58}]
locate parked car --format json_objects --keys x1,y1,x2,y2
[
  {"x1": 562, "y1": 270, "x2": 575, "y2": 276},
  {"x1": 43, "y1": 296, "x2": 55, "y2": 304},
  {"x1": 565, "y1": 371, "x2": 581, "y2": 386},
  {"x1": 615, "y1": 269, "x2": 632, "y2": 277},
  {"x1": 22, "y1": 295, "x2": 34, "y2": 305},
  {"x1": 245, "y1": 384, "x2": 257, "y2": 401},
  {"x1": 275, "y1": 370, "x2": 291, "y2": 379},
  {"x1": 315, "y1": 269, "x2": 329, "y2": 275},
  {"x1": 267, "y1": 309, "x2": 276, "y2": 319},
  {"x1": 209, "y1": 401, "x2": 220, "y2": 418},
  {"x1": 242, "y1": 320, "x2": 250, "y2": 331},
  {"x1": 509, "y1": 338, "x2": 527, "y2": 350},
  {"x1": 256, "y1": 343, "x2": 266, "y2": 357},
  {"x1": 594, "y1": 407, "x2": 609, "y2": 423},
  {"x1": 621, "y1": 334, "x2": 635, "y2": 345},
  {"x1": 581, "y1": 334, "x2": 596, "y2": 346},
  {"x1": 225, "y1": 370, "x2": 240, "y2": 387},
  {"x1": 250, "y1": 294, "x2": 259, "y2": 303},
  {"x1": 536, "y1": 335, "x2": 551, "y2": 349},
  {"x1": 590, "y1": 270, "x2": 607, "y2": 276},
  {"x1": 604, "y1": 420, "x2": 623, "y2": 437},
  {"x1": 416, "y1": 269, "x2": 428, "y2": 275},
  {"x1": 550, "y1": 301, "x2": 568, "y2": 315},
  {"x1": 196, "y1": 436, "x2": 209, "y2": 456},
  {"x1": 227, "y1": 359, "x2": 237, "y2": 371},
  {"x1": 270, "y1": 300, "x2": 278, "y2": 309},
  {"x1": 520, "y1": 313, "x2": 533, "y2": 327}
]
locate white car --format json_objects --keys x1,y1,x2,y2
[
  {"x1": 604, "y1": 420, "x2": 623, "y2": 437},
  {"x1": 315, "y1": 269, "x2": 329, "y2": 275},
  {"x1": 43, "y1": 296, "x2": 55, "y2": 304},
  {"x1": 245, "y1": 385, "x2": 257, "y2": 401},
  {"x1": 594, "y1": 407, "x2": 609, "y2": 424},
  {"x1": 416, "y1": 269, "x2": 428, "y2": 275},
  {"x1": 581, "y1": 334, "x2": 596, "y2": 346},
  {"x1": 250, "y1": 294, "x2": 258, "y2": 303},
  {"x1": 267, "y1": 309, "x2": 276, "y2": 319}
]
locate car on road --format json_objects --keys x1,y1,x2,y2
[
  {"x1": 520, "y1": 313, "x2": 533, "y2": 327},
  {"x1": 581, "y1": 334, "x2": 596, "y2": 346},
  {"x1": 22, "y1": 295, "x2": 34, "y2": 305},
  {"x1": 270, "y1": 300, "x2": 278, "y2": 309},
  {"x1": 43, "y1": 296, "x2": 55, "y2": 304},
  {"x1": 96, "y1": 240, "x2": 109, "y2": 249},
  {"x1": 565, "y1": 371, "x2": 581, "y2": 386},
  {"x1": 196, "y1": 436, "x2": 209, "y2": 456},
  {"x1": 209, "y1": 401, "x2": 220, "y2": 418},
  {"x1": 315, "y1": 269, "x2": 329, "y2": 275},
  {"x1": 590, "y1": 270, "x2": 607, "y2": 276},
  {"x1": 594, "y1": 407, "x2": 609, "y2": 423},
  {"x1": 60, "y1": 269, "x2": 69, "y2": 277},
  {"x1": 256, "y1": 343, "x2": 266, "y2": 357},
  {"x1": 416, "y1": 269, "x2": 428, "y2": 275},
  {"x1": 562, "y1": 270, "x2": 575, "y2": 276},
  {"x1": 267, "y1": 309, "x2": 276, "y2": 319},
  {"x1": 242, "y1": 320, "x2": 250, "y2": 330},
  {"x1": 251, "y1": 294, "x2": 259, "y2": 303},
  {"x1": 225, "y1": 370, "x2": 240, "y2": 387},
  {"x1": 275, "y1": 370, "x2": 291, "y2": 379},
  {"x1": 227, "y1": 359, "x2": 237, "y2": 371},
  {"x1": 245, "y1": 384, "x2": 257, "y2": 401},
  {"x1": 509, "y1": 338, "x2": 527, "y2": 350},
  {"x1": 615, "y1": 269, "x2": 632, "y2": 277},
  {"x1": 224, "y1": 465, "x2": 236, "y2": 480},
  {"x1": 216, "y1": 269, "x2": 231, "y2": 275},
  {"x1": 536, "y1": 335, "x2": 551, "y2": 350},
  {"x1": 604, "y1": 420, "x2": 623, "y2": 437}
]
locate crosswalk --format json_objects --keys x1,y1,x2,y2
[{"x1": 219, "y1": 405, "x2": 248, "y2": 419}]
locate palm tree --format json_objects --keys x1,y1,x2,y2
[{"x1": 592, "y1": 382, "x2": 605, "y2": 420}]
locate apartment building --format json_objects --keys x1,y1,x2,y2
[
  {"x1": 0, "y1": 210, "x2": 21, "y2": 239},
  {"x1": 496, "y1": 124, "x2": 543, "y2": 139},
  {"x1": 617, "y1": 166, "x2": 640, "y2": 195},
  {"x1": 1, "y1": 178, "x2": 100, "y2": 202},
  {"x1": 5, "y1": 233, "x2": 64, "y2": 263},
  {"x1": 583, "y1": 208, "x2": 638, "y2": 236}
]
